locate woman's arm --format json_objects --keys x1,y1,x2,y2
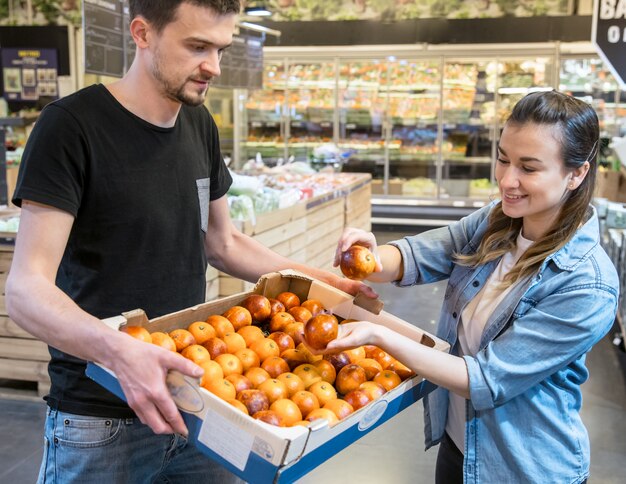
[{"x1": 326, "y1": 322, "x2": 470, "y2": 399}]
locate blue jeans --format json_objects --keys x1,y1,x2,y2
[{"x1": 38, "y1": 408, "x2": 244, "y2": 484}]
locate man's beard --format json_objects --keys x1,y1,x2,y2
[{"x1": 151, "y1": 50, "x2": 209, "y2": 107}]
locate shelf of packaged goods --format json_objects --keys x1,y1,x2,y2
[{"x1": 219, "y1": 174, "x2": 372, "y2": 296}]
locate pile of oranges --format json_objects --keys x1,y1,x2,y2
[{"x1": 121, "y1": 292, "x2": 415, "y2": 428}]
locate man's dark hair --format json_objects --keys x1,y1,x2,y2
[{"x1": 129, "y1": 1, "x2": 241, "y2": 32}]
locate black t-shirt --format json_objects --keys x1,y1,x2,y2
[{"x1": 13, "y1": 84, "x2": 232, "y2": 417}]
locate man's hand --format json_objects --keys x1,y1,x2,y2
[{"x1": 107, "y1": 336, "x2": 204, "y2": 436}]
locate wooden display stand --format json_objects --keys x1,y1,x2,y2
[
  {"x1": 0, "y1": 244, "x2": 51, "y2": 398},
  {"x1": 218, "y1": 174, "x2": 372, "y2": 296}
]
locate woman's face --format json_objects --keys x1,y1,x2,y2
[{"x1": 495, "y1": 122, "x2": 572, "y2": 241}]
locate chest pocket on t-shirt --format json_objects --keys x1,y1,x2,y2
[{"x1": 196, "y1": 178, "x2": 210, "y2": 233}]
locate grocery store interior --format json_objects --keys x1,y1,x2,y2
[{"x1": 1, "y1": 0, "x2": 626, "y2": 483}]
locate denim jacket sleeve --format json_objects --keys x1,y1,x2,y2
[
  {"x1": 465, "y1": 271, "x2": 619, "y2": 410},
  {"x1": 390, "y1": 202, "x2": 495, "y2": 286}
]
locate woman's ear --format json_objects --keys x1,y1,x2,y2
[{"x1": 569, "y1": 161, "x2": 590, "y2": 190}]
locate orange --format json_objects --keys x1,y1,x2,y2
[
  {"x1": 261, "y1": 356, "x2": 290, "y2": 379},
  {"x1": 288, "y1": 306, "x2": 313, "y2": 324},
  {"x1": 344, "y1": 346, "x2": 366, "y2": 364},
  {"x1": 169, "y1": 328, "x2": 196, "y2": 352},
  {"x1": 295, "y1": 343, "x2": 322, "y2": 363},
  {"x1": 199, "y1": 360, "x2": 224, "y2": 387},
  {"x1": 226, "y1": 398, "x2": 249, "y2": 415},
  {"x1": 234, "y1": 348, "x2": 261, "y2": 373},
  {"x1": 308, "y1": 380, "x2": 337, "y2": 407},
  {"x1": 150, "y1": 331, "x2": 177, "y2": 352},
  {"x1": 359, "y1": 381, "x2": 387, "y2": 401},
  {"x1": 206, "y1": 315, "x2": 235, "y2": 338},
  {"x1": 237, "y1": 325, "x2": 265, "y2": 348},
  {"x1": 257, "y1": 378, "x2": 289, "y2": 404},
  {"x1": 267, "y1": 331, "x2": 295, "y2": 354},
  {"x1": 225, "y1": 374, "x2": 253, "y2": 394},
  {"x1": 222, "y1": 332, "x2": 246, "y2": 354},
  {"x1": 313, "y1": 359, "x2": 336, "y2": 385},
  {"x1": 373, "y1": 370, "x2": 402, "y2": 392},
  {"x1": 371, "y1": 349, "x2": 394, "y2": 370},
  {"x1": 275, "y1": 291, "x2": 300, "y2": 310},
  {"x1": 222, "y1": 306, "x2": 252, "y2": 331},
  {"x1": 269, "y1": 312, "x2": 295, "y2": 333},
  {"x1": 214, "y1": 353, "x2": 243, "y2": 377},
  {"x1": 252, "y1": 410, "x2": 285, "y2": 427},
  {"x1": 277, "y1": 372, "x2": 305, "y2": 397},
  {"x1": 202, "y1": 337, "x2": 228, "y2": 359},
  {"x1": 270, "y1": 398, "x2": 303, "y2": 427},
  {"x1": 280, "y1": 348, "x2": 309, "y2": 371},
  {"x1": 180, "y1": 344, "x2": 211, "y2": 365},
  {"x1": 301, "y1": 299, "x2": 325, "y2": 317},
  {"x1": 290, "y1": 390, "x2": 320, "y2": 418},
  {"x1": 121, "y1": 326, "x2": 152, "y2": 343},
  {"x1": 305, "y1": 408, "x2": 339, "y2": 426},
  {"x1": 293, "y1": 363, "x2": 323, "y2": 389},
  {"x1": 186, "y1": 321, "x2": 216, "y2": 345},
  {"x1": 244, "y1": 367, "x2": 271, "y2": 388},
  {"x1": 203, "y1": 377, "x2": 236, "y2": 401},
  {"x1": 356, "y1": 358, "x2": 383, "y2": 380},
  {"x1": 292, "y1": 420, "x2": 311, "y2": 428},
  {"x1": 388, "y1": 360, "x2": 416, "y2": 381},
  {"x1": 250, "y1": 338, "x2": 280, "y2": 362},
  {"x1": 283, "y1": 322, "x2": 305, "y2": 346},
  {"x1": 323, "y1": 398, "x2": 354, "y2": 420}
]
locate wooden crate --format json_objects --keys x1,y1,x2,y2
[
  {"x1": 0, "y1": 243, "x2": 52, "y2": 397},
  {"x1": 218, "y1": 174, "x2": 372, "y2": 297}
]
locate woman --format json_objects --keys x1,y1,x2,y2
[{"x1": 330, "y1": 91, "x2": 619, "y2": 484}]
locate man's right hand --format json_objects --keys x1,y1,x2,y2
[{"x1": 106, "y1": 334, "x2": 204, "y2": 436}]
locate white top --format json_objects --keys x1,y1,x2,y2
[{"x1": 446, "y1": 231, "x2": 534, "y2": 453}]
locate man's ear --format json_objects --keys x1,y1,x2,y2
[{"x1": 129, "y1": 16, "x2": 150, "y2": 49}]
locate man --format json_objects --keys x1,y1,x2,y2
[{"x1": 5, "y1": 1, "x2": 371, "y2": 482}]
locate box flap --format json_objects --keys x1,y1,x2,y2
[
  {"x1": 121, "y1": 308, "x2": 149, "y2": 327},
  {"x1": 353, "y1": 292, "x2": 384, "y2": 315}
]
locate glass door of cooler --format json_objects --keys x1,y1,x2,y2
[
  {"x1": 243, "y1": 61, "x2": 286, "y2": 166},
  {"x1": 338, "y1": 60, "x2": 388, "y2": 187},
  {"x1": 285, "y1": 61, "x2": 337, "y2": 165},
  {"x1": 441, "y1": 59, "x2": 497, "y2": 199},
  {"x1": 386, "y1": 58, "x2": 441, "y2": 197},
  {"x1": 206, "y1": 87, "x2": 235, "y2": 164},
  {"x1": 559, "y1": 56, "x2": 626, "y2": 149},
  {"x1": 496, "y1": 56, "x2": 555, "y2": 123}
]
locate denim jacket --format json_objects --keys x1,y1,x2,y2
[{"x1": 390, "y1": 202, "x2": 619, "y2": 484}]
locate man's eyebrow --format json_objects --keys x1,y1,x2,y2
[{"x1": 186, "y1": 37, "x2": 232, "y2": 49}]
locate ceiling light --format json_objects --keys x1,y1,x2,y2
[{"x1": 245, "y1": 2, "x2": 272, "y2": 17}]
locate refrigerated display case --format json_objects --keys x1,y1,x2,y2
[
  {"x1": 559, "y1": 56, "x2": 626, "y2": 143},
  {"x1": 232, "y1": 43, "x2": 622, "y2": 211}
]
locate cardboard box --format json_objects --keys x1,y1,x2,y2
[{"x1": 86, "y1": 271, "x2": 448, "y2": 483}]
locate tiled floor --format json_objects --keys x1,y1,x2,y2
[{"x1": 1, "y1": 232, "x2": 625, "y2": 483}]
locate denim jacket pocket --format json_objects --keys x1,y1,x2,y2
[
  {"x1": 57, "y1": 415, "x2": 124, "y2": 449},
  {"x1": 196, "y1": 178, "x2": 210, "y2": 233}
]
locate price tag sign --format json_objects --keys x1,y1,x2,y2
[{"x1": 592, "y1": 0, "x2": 626, "y2": 88}]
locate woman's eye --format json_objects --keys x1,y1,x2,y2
[
  {"x1": 522, "y1": 167, "x2": 536, "y2": 173},
  {"x1": 497, "y1": 158, "x2": 509, "y2": 165}
]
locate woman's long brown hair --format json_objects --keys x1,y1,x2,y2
[{"x1": 455, "y1": 91, "x2": 600, "y2": 286}]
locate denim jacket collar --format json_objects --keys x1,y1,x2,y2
[{"x1": 546, "y1": 206, "x2": 599, "y2": 272}]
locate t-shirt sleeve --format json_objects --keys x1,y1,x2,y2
[
  {"x1": 206, "y1": 112, "x2": 232, "y2": 201},
  {"x1": 12, "y1": 104, "x2": 86, "y2": 216}
]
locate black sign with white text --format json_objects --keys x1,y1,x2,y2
[{"x1": 592, "y1": 0, "x2": 626, "y2": 88}]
